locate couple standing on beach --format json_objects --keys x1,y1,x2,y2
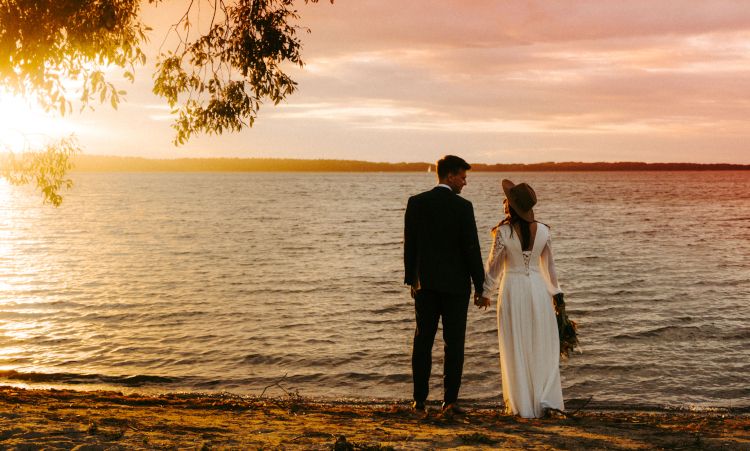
[{"x1": 404, "y1": 155, "x2": 565, "y2": 419}]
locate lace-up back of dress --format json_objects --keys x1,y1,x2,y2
[
  {"x1": 522, "y1": 251, "x2": 532, "y2": 275},
  {"x1": 498, "y1": 223, "x2": 547, "y2": 275}
]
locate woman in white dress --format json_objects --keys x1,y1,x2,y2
[{"x1": 476, "y1": 180, "x2": 564, "y2": 418}]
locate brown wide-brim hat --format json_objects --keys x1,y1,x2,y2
[{"x1": 502, "y1": 179, "x2": 536, "y2": 222}]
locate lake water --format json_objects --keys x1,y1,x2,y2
[{"x1": 1, "y1": 172, "x2": 749, "y2": 407}]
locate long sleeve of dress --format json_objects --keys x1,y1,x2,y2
[
  {"x1": 482, "y1": 231, "x2": 506, "y2": 299},
  {"x1": 540, "y1": 235, "x2": 563, "y2": 297}
]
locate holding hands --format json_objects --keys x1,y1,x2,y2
[{"x1": 473, "y1": 293, "x2": 491, "y2": 310}]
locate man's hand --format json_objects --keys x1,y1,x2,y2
[{"x1": 473, "y1": 294, "x2": 491, "y2": 310}]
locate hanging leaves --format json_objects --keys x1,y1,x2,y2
[
  {"x1": 0, "y1": 0, "x2": 326, "y2": 205},
  {"x1": 0, "y1": 0, "x2": 149, "y2": 116},
  {"x1": 1, "y1": 0, "x2": 323, "y2": 144},
  {"x1": 153, "y1": 0, "x2": 320, "y2": 146},
  {"x1": 0, "y1": 134, "x2": 83, "y2": 207}
]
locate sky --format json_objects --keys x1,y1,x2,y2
[{"x1": 2, "y1": 0, "x2": 750, "y2": 164}]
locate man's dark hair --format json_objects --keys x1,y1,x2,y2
[{"x1": 437, "y1": 155, "x2": 471, "y2": 179}]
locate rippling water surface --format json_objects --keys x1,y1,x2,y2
[{"x1": 1, "y1": 172, "x2": 748, "y2": 406}]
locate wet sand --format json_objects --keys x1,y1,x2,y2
[{"x1": 1, "y1": 386, "x2": 748, "y2": 450}]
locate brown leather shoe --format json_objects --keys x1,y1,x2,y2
[{"x1": 441, "y1": 402, "x2": 466, "y2": 414}]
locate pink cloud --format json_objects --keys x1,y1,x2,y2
[
  {"x1": 15, "y1": 0, "x2": 746, "y2": 163},
  {"x1": 298, "y1": 0, "x2": 750, "y2": 49}
]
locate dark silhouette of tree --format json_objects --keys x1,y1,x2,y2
[{"x1": 0, "y1": 0, "x2": 327, "y2": 204}]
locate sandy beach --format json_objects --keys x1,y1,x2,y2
[{"x1": 1, "y1": 386, "x2": 748, "y2": 450}]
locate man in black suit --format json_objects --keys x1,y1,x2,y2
[{"x1": 404, "y1": 155, "x2": 485, "y2": 413}]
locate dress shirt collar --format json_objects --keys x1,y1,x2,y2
[{"x1": 436, "y1": 184, "x2": 452, "y2": 191}]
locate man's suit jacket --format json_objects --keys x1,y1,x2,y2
[{"x1": 404, "y1": 186, "x2": 485, "y2": 297}]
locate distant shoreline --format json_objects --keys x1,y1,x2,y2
[{"x1": 69, "y1": 155, "x2": 750, "y2": 172}]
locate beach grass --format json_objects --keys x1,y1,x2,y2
[{"x1": 1, "y1": 386, "x2": 748, "y2": 450}]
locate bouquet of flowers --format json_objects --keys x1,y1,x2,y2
[{"x1": 553, "y1": 293, "x2": 580, "y2": 359}]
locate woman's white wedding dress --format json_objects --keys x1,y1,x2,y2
[{"x1": 482, "y1": 223, "x2": 565, "y2": 418}]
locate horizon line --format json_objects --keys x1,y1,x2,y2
[{"x1": 68, "y1": 155, "x2": 750, "y2": 167}]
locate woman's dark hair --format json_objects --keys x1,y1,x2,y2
[
  {"x1": 493, "y1": 203, "x2": 532, "y2": 250},
  {"x1": 508, "y1": 205, "x2": 532, "y2": 250}
]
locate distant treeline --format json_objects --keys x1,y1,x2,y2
[
  {"x1": 70, "y1": 155, "x2": 750, "y2": 172},
  {"x1": 471, "y1": 162, "x2": 750, "y2": 171},
  {"x1": 70, "y1": 155, "x2": 428, "y2": 172}
]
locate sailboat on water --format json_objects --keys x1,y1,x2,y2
[{"x1": 427, "y1": 165, "x2": 432, "y2": 173}]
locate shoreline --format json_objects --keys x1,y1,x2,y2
[
  {"x1": 2, "y1": 378, "x2": 748, "y2": 413},
  {"x1": 2, "y1": 386, "x2": 748, "y2": 450},
  {"x1": 2, "y1": 375, "x2": 749, "y2": 412},
  {"x1": 66, "y1": 155, "x2": 750, "y2": 172}
]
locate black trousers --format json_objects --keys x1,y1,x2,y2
[{"x1": 411, "y1": 288, "x2": 470, "y2": 404}]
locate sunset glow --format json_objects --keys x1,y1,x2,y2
[{"x1": 1, "y1": 1, "x2": 749, "y2": 163}]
